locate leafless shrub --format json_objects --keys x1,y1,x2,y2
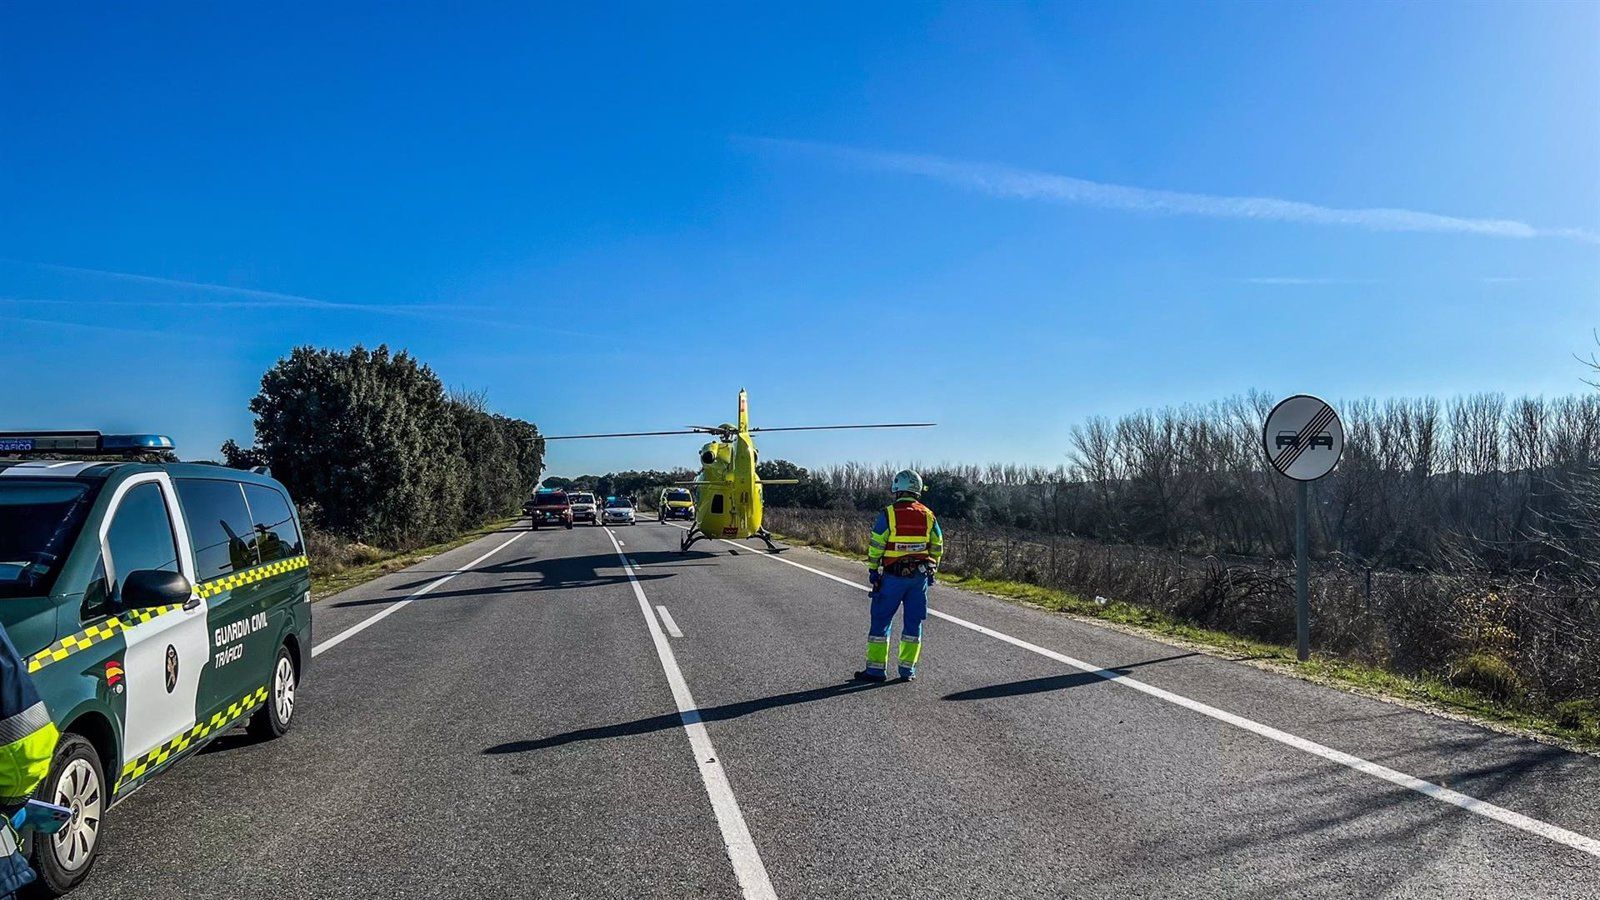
[{"x1": 767, "y1": 506, "x2": 1598, "y2": 704}]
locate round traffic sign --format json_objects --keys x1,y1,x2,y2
[{"x1": 1262, "y1": 394, "x2": 1344, "y2": 481}]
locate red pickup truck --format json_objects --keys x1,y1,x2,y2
[{"x1": 525, "y1": 489, "x2": 574, "y2": 530}]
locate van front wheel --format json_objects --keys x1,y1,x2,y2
[
  {"x1": 248, "y1": 646, "x2": 297, "y2": 740},
  {"x1": 29, "y1": 733, "x2": 106, "y2": 896}
]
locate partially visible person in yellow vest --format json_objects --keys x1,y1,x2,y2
[
  {"x1": 857, "y1": 469, "x2": 944, "y2": 682},
  {"x1": 0, "y1": 624, "x2": 60, "y2": 898}
]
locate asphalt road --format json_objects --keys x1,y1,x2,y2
[{"x1": 71, "y1": 518, "x2": 1600, "y2": 899}]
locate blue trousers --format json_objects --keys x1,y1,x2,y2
[{"x1": 866, "y1": 574, "x2": 929, "y2": 677}]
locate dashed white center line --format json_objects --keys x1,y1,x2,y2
[
  {"x1": 656, "y1": 605, "x2": 684, "y2": 638},
  {"x1": 602, "y1": 527, "x2": 776, "y2": 899}
]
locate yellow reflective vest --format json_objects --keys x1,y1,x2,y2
[
  {"x1": 867, "y1": 499, "x2": 944, "y2": 571},
  {"x1": 0, "y1": 627, "x2": 57, "y2": 806}
]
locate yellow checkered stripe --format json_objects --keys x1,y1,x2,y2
[
  {"x1": 25, "y1": 555, "x2": 308, "y2": 674},
  {"x1": 115, "y1": 684, "x2": 269, "y2": 793},
  {"x1": 26, "y1": 604, "x2": 185, "y2": 674},
  {"x1": 195, "y1": 555, "x2": 310, "y2": 599}
]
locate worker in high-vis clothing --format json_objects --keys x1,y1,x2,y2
[
  {"x1": 0, "y1": 624, "x2": 60, "y2": 898},
  {"x1": 857, "y1": 469, "x2": 944, "y2": 682}
]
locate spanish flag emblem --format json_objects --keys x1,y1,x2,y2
[{"x1": 104, "y1": 660, "x2": 125, "y2": 687}]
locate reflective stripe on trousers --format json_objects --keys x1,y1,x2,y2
[{"x1": 866, "y1": 574, "x2": 929, "y2": 676}]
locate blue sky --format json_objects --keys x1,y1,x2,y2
[{"x1": 2, "y1": 1, "x2": 1597, "y2": 477}]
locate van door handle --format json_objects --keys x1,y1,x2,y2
[{"x1": 184, "y1": 597, "x2": 203, "y2": 612}]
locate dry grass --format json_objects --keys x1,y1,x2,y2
[
  {"x1": 765, "y1": 506, "x2": 1600, "y2": 750},
  {"x1": 305, "y1": 518, "x2": 519, "y2": 598}
]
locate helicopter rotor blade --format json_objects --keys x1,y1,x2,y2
[
  {"x1": 747, "y1": 423, "x2": 936, "y2": 433},
  {"x1": 541, "y1": 429, "x2": 707, "y2": 440}
]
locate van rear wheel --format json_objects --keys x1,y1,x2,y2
[
  {"x1": 248, "y1": 646, "x2": 297, "y2": 740},
  {"x1": 28, "y1": 733, "x2": 105, "y2": 896}
]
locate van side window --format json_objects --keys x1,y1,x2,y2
[
  {"x1": 105, "y1": 483, "x2": 180, "y2": 602},
  {"x1": 81, "y1": 556, "x2": 111, "y2": 621},
  {"x1": 175, "y1": 479, "x2": 260, "y2": 580},
  {"x1": 243, "y1": 485, "x2": 303, "y2": 563}
]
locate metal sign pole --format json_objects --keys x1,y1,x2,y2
[
  {"x1": 1262, "y1": 394, "x2": 1342, "y2": 665},
  {"x1": 1296, "y1": 479, "x2": 1310, "y2": 662}
]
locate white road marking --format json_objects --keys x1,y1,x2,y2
[
  {"x1": 675, "y1": 522, "x2": 1600, "y2": 860},
  {"x1": 603, "y1": 527, "x2": 776, "y2": 900},
  {"x1": 311, "y1": 532, "x2": 522, "y2": 658},
  {"x1": 656, "y1": 605, "x2": 685, "y2": 638}
]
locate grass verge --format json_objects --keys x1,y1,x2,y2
[
  {"x1": 309, "y1": 517, "x2": 520, "y2": 599},
  {"x1": 771, "y1": 530, "x2": 1600, "y2": 754}
]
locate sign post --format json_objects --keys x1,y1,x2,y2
[{"x1": 1261, "y1": 395, "x2": 1345, "y2": 662}]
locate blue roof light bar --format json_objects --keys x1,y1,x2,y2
[
  {"x1": 0, "y1": 431, "x2": 176, "y2": 455},
  {"x1": 100, "y1": 434, "x2": 176, "y2": 452}
]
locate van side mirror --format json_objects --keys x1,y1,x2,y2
[{"x1": 121, "y1": 570, "x2": 193, "y2": 608}]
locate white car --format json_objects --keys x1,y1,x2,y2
[
  {"x1": 568, "y1": 491, "x2": 599, "y2": 525},
  {"x1": 602, "y1": 498, "x2": 637, "y2": 525}
]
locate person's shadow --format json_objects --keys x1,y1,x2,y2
[{"x1": 484, "y1": 679, "x2": 891, "y2": 754}]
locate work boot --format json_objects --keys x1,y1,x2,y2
[
  {"x1": 898, "y1": 668, "x2": 917, "y2": 681},
  {"x1": 853, "y1": 668, "x2": 887, "y2": 683}
]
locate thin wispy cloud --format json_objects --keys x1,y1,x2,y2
[
  {"x1": 1, "y1": 314, "x2": 180, "y2": 339},
  {"x1": 1238, "y1": 275, "x2": 1542, "y2": 285},
  {"x1": 3, "y1": 262, "x2": 605, "y2": 337},
  {"x1": 754, "y1": 138, "x2": 1600, "y2": 245},
  {"x1": 1242, "y1": 277, "x2": 1381, "y2": 285},
  {"x1": 28, "y1": 262, "x2": 484, "y2": 321}
]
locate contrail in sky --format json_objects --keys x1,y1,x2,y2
[
  {"x1": 2, "y1": 262, "x2": 608, "y2": 339},
  {"x1": 754, "y1": 138, "x2": 1600, "y2": 245},
  {"x1": 29, "y1": 262, "x2": 480, "y2": 318}
]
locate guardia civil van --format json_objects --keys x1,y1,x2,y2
[{"x1": 0, "y1": 432, "x2": 311, "y2": 895}]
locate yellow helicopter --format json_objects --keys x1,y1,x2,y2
[{"x1": 543, "y1": 390, "x2": 934, "y2": 552}]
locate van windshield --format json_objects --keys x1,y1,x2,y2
[
  {"x1": 570, "y1": 493, "x2": 594, "y2": 504},
  {"x1": 0, "y1": 479, "x2": 102, "y2": 599},
  {"x1": 666, "y1": 489, "x2": 692, "y2": 502}
]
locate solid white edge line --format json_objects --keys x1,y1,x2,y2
[
  {"x1": 678, "y1": 523, "x2": 1600, "y2": 861},
  {"x1": 311, "y1": 532, "x2": 522, "y2": 658},
  {"x1": 656, "y1": 605, "x2": 685, "y2": 638},
  {"x1": 604, "y1": 527, "x2": 777, "y2": 900}
]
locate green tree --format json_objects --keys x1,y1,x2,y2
[
  {"x1": 220, "y1": 439, "x2": 269, "y2": 470},
  {"x1": 921, "y1": 470, "x2": 975, "y2": 519},
  {"x1": 242, "y1": 344, "x2": 543, "y2": 547},
  {"x1": 757, "y1": 459, "x2": 837, "y2": 509}
]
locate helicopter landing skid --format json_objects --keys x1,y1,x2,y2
[
  {"x1": 752, "y1": 528, "x2": 782, "y2": 553},
  {"x1": 680, "y1": 528, "x2": 706, "y2": 554}
]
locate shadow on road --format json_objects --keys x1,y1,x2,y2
[
  {"x1": 329, "y1": 549, "x2": 716, "y2": 607},
  {"x1": 1144, "y1": 735, "x2": 1590, "y2": 899},
  {"x1": 198, "y1": 728, "x2": 271, "y2": 756},
  {"x1": 483, "y1": 680, "x2": 893, "y2": 754},
  {"x1": 940, "y1": 652, "x2": 1199, "y2": 701}
]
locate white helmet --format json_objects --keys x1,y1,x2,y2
[{"x1": 891, "y1": 469, "x2": 924, "y2": 496}]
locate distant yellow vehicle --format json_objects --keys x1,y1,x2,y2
[
  {"x1": 544, "y1": 390, "x2": 933, "y2": 552},
  {"x1": 658, "y1": 487, "x2": 696, "y2": 522}
]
